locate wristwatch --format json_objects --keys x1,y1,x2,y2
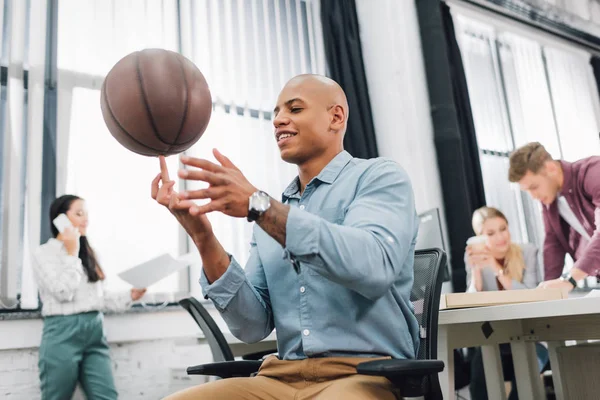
[
  {"x1": 247, "y1": 191, "x2": 271, "y2": 222},
  {"x1": 561, "y1": 274, "x2": 577, "y2": 289}
]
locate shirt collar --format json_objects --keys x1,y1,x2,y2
[
  {"x1": 558, "y1": 160, "x2": 574, "y2": 197},
  {"x1": 281, "y1": 151, "x2": 353, "y2": 202}
]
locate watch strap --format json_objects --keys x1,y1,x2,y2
[
  {"x1": 247, "y1": 208, "x2": 260, "y2": 222},
  {"x1": 561, "y1": 274, "x2": 577, "y2": 288}
]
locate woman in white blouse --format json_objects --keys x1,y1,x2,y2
[
  {"x1": 32, "y1": 195, "x2": 146, "y2": 400},
  {"x1": 465, "y1": 206, "x2": 548, "y2": 400}
]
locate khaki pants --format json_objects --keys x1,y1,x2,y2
[{"x1": 164, "y1": 355, "x2": 402, "y2": 400}]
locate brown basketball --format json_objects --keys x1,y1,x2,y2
[{"x1": 100, "y1": 48, "x2": 212, "y2": 157}]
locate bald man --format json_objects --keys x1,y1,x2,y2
[{"x1": 153, "y1": 74, "x2": 419, "y2": 400}]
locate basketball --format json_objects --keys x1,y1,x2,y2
[{"x1": 100, "y1": 48, "x2": 212, "y2": 157}]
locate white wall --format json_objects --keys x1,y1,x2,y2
[
  {"x1": 0, "y1": 339, "x2": 212, "y2": 400},
  {"x1": 355, "y1": 0, "x2": 448, "y2": 240},
  {"x1": 0, "y1": 310, "x2": 216, "y2": 399}
]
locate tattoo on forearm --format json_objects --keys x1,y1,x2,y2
[{"x1": 257, "y1": 200, "x2": 289, "y2": 247}]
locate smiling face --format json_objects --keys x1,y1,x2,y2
[
  {"x1": 481, "y1": 216, "x2": 511, "y2": 257},
  {"x1": 272, "y1": 75, "x2": 347, "y2": 165}
]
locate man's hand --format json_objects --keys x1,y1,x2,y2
[
  {"x1": 538, "y1": 278, "x2": 575, "y2": 292},
  {"x1": 151, "y1": 155, "x2": 213, "y2": 240},
  {"x1": 151, "y1": 156, "x2": 193, "y2": 212},
  {"x1": 178, "y1": 149, "x2": 258, "y2": 218}
]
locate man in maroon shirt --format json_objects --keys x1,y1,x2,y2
[{"x1": 508, "y1": 142, "x2": 600, "y2": 292}]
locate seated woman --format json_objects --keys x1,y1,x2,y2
[
  {"x1": 32, "y1": 194, "x2": 147, "y2": 400},
  {"x1": 465, "y1": 206, "x2": 548, "y2": 400}
]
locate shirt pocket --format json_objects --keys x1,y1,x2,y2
[
  {"x1": 317, "y1": 207, "x2": 345, "y2": 225},
  {"x1": 303, "y1": 207, "x2": 344, "y2": 276}
]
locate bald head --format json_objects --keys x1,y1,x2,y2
[{"x1": 280, "y1": 74, "x2": 349, "y2": 133}]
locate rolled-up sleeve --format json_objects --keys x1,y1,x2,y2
[
  {"x1": 199, "y1": 242, "x2": 274, "y2": 343},
  {"x1": 574, "y1": 160, "x2": 600, "y2": 276},
  {"x1": 102, "y1": 291, "x2": 133, "y2": 313},
  {"x1": 286, "y1": 160, "x2": 417, "y2": 300}
]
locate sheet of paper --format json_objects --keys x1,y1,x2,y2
[
  {"x1": 118, "y1": 253, "x2": 190, "y2": 288},
  {"x1": 584, "y1": 289, "x2": 600, "y2": 298}
]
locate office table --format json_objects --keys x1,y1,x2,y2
[{"x1": 437, "y1": 295, "x2": 600, "y2": 399}]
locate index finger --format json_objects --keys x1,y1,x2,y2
[
  {"x1": 159, "y1": 156, "x2": 170, "y2": 181},
  {"x1": 180, "y1": 155, "x2": 225, "y2": 173}
]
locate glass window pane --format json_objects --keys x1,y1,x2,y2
[
  {"x1": 498, "y1": 32, "x2": 562, "y2": 158},
  {"x1": 65, "y1": 88, "x2": 181, "y2": 293},
  {"x1": 545, "y1": 47, "x2": 600, "y2": 161},
  {"x1": 190, "y1": 0, "x2": 315, "y2": 112},
  {"x1": 479, "y1": 154, "x2": 528, "y2": 243},
  {"x1": 57, "y1": 0, "x2": 178, "y2": 76},
  {"x1": 456, "y1": 17, "x2": 512, "y2": 152}
]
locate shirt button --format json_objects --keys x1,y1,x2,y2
[
  {"x1": 300, "y1": 286, "x2": 306, "y2": 293},
  {"x1": 303, "y1": 329, "x2": 310, "y2": 336},
  {"x1": 299, "y1": 205, "x2": 305, "y2": 210}
]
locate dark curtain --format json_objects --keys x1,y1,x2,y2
[
  {"x1": 320, "y1": 0, "x2": 378, "y2": 159},
  {"x1": 41, "y1": 0, "x2": 59, "y2": 244},
  {"x1": 591, "y1": 57, "x2": 600, "y2": 140},
  {"x1": 416, "y1": 1, "x2": 486, "y2": 292}
]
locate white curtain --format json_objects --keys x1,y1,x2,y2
[
  {"x1": 179, "y1": 0, "x2": 326, "y2": 299},
  {"x1": 544, "y1": 46, "x2": 600, "y2": 161},
  {"x1": 455, "y1": 17, "x2": 513, "y2": 153},
  {"x1": 58, "y1": 0, "x2": 182, "y2": 297},
  {"x1": 452, "y1": 9, "x2": 600, "y2": 274},
  {"x1": 498, "y1": 32, "x2": 563, "y2": 158},
  {"x1": 55, "y1": 0, "x2": 325, "y2": 299},
  {"x1": 0, "y1": 0, "x2": 47, "y2": 309},
  {"x1": 454, "y1": 15, "x2": 529, "y2": 243}
]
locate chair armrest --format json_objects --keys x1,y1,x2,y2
[
  {"x1": 187, "y1": 360, "x2": 263, "y2": 379},
  {"x1": 357, "y1": 359, "x2": 444, "y2": 378},
  {"x1": 357, "y1": 359, "x2": 444, "y2": 398},
  {"x1": 241, "y1": 348, "x2": 278, "y2": 361}
]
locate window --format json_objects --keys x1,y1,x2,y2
[
  {"x1": 1, "y1": 0, "x2": 47, "y2": 309},
  {"x1": 453, "y1": 10, "x2": 600, "y2": 282},
  {"x1": 53, "y1": 0, "x2": 325, "y2": 303},
  {"x1": 180, "y1": 0, "x2": 326, "y2": 299}
]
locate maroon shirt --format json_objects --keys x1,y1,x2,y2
[{"x1": 543, "y1": 157, "x2": 600, "y2": 279}]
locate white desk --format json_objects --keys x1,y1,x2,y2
[{"x1": 437, "y1": 295, "x2": 600, "y2": 400}]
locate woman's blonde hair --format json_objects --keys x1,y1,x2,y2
[{"x1": 472, "y1": 207, "x2": 525, "y2": 282}]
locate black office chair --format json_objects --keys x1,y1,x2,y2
[
  {"x1": 179, "y1": 297, "x2": 277, "y2": 377},
  {"x1": 356, "y1": 248, "x2": 446, "y2": 399},
  {"x1": 181, "y1": 248, "x2": 447, "y2": 399}
]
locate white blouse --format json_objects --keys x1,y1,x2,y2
[{"x1": 32, "y1": 238, "x2": 132, "y2": 316}]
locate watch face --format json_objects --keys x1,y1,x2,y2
[{"x1": 251, "y1": 191, "x2": 271, "y2": 212}]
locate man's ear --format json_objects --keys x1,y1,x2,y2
[
  {"x1": 329, "y1": 104, "x2": 346, "y2": 132},
  {"x1": 544, "y1": 160, "x2": 559, "y2": 176}
]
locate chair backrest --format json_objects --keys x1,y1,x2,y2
[
  {"x1": 179, "y1": 297, "x2": 235, "y2": 362},
  {"x1": 416, "y1": 209, "x2": 450, "y2": 282},
  {"x1": 411, "y1": 248, "x2": 447, "y2": 361}
]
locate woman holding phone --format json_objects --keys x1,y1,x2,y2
[
  {"x1": 465, "y1": 206, "x2": 548, "y2": 400},
  {"x1": 32, "y1": 194, "x2": 146, "y2": 400}
]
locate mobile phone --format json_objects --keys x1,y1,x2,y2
[
  {"x1": 53, "y1": 213, "x2": 73, "y2": 233},
  {"x1": 466, "y1": 236, "x2": 487, "y2": 246},
  {"x1": 467, "y1": 235, "x2": 487, "y2": 253}
]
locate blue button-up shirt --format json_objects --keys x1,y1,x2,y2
[{"x1": 200, "y1": 151, "x2": 420, "y2": 360}]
